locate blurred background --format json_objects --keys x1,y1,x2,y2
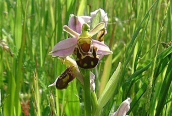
[{"x1": 0, "y1": 0, "x2": 171, "y2": 116}]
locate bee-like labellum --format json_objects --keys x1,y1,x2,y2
[
  {"x1": 49, "y1": 66, "x2": 75, "y2": 89},
  {"x1": 73, "y1": 23, "x2": 106, "y2": 69},
  {"x1": 75, "y1": 46, "x2": 99, "y2": 69},
  {"x1": 56, "y1": 66, "x2": 75, "y2": 89}
]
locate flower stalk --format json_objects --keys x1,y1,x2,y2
[
  {"x1": 80, "y1": 68, "x2": 99, "y2": 116},
  {"x1": 80, "y1": 69, "x2": 91, "y2": 116}
]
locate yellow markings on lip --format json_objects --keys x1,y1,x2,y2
[
  {"x1": 83, "y1": 63, "x2": 87, "y2": 67},
  {"x1": 62, "y1": 75, "x2": 70, "y2": 83},
  {"x1": 91, "y1": 61, "x2": 94, "y2": 66}
]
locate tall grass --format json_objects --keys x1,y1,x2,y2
[{"x1": 0, "y1": 0, "x2": 171, "y2": 116}]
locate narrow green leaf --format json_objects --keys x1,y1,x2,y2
[
  {"x1": 99, "y1": 54, "x2": 112, "y2": 96},
  {"x1": 14, "y1": 0, "x2": 22, "y2": 51},
  {"x1": 155, "y1": 58, "x2": 172, "y2": 115},
  {"x1": 77, "y1": 0, "x2": 87, "y2": 16},
  {"x1": 129, "y1": 83, "x2": 147, "y2": 114},
  {"x1": 97, "y1": 62, "x2": 122, "y2": 112}
]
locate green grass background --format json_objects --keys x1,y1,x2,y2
[{"x1": 0, "y1": 0, "x2": 172, "y2": 116}]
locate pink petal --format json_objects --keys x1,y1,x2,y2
[
  {"x1": 90, "y1": 8, "x2": 108, "y2": 26},
  {"x1": 69, "y1": 14, "x2": 91, "y2": 34},
  {"x1": 51, "y1": 38, "x2": 77, "y2": 57},
  {"x1": 92, "y1": 40, "x2": 112, "y2": 55},
  {"x1": 99, "y1": 9, "x2": 108, "y2": 24},
  {"x1": 80, "y1": 16, "x2": 91, "y2": 23},
  {"x1": 98, "y1": 55, "x2": 104, "y2": 60},
  {"x1": 112, "y1": 98, "x2": 132, "y2": 116}
]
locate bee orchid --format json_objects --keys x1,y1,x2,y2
[
  {"x1": 49, "y1": 9, "x2": 112, "y2": 89},
  {"x1": 50, "y1": 10, "x2": 112, "y2": 69},
  {"x1": 50, "y1": 22, "x2": 112, "y2": 58},
  {"x1": 48, "y1": 56, "x2": 96, "y2": 89}
]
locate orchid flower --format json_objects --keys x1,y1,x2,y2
[
  {"x1": 48, "y1": 56, "x2": 96, "y2": 89},
  {"x1": 48, "y1": 66, "x2": 76, "y2": 89},
  {"x1": 50, "y1": 15, "x2": 112, "y2": 59},
  {"x1": 48, "y1": 56, "x2": 83, "y2": 89},
  {"x1": 112, "y1": 98, "x2": 132, "y2": 116},
  {"x1": 49, "y1": 9, "x2": 112, "y2": 89}
]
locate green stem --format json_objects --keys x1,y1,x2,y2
[{"x1": 81, "y1": 69, "x2": 91, "y2": 116}]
